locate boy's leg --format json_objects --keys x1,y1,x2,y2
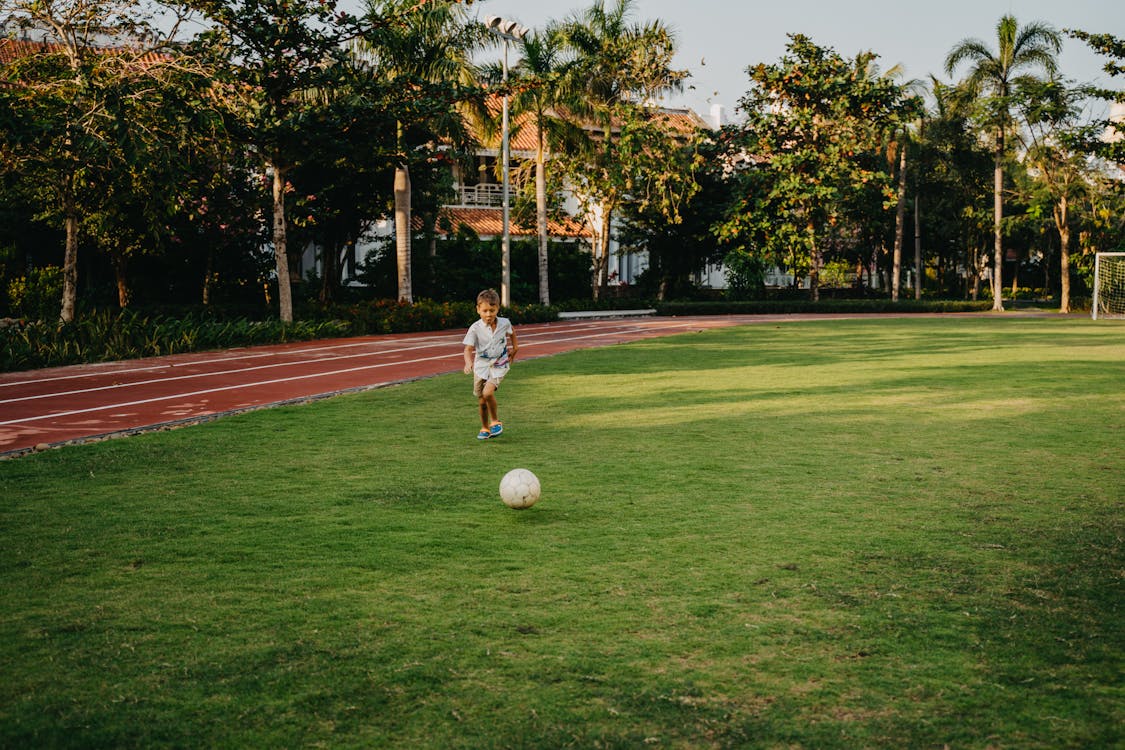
[
  {"x1": 474, "y1": 377, "x2": 491, "y2": 438},
  {"x1": 481, "y1": 382, "x2": 499, "y2": 426},
  {"x1": 482, "y1": 381, "x2": 503, "y2": 436}
]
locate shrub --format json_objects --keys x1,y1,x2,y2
[
  {"x1": 0, "y1": 310, "x2": 352, "y2": 372},
  {"x1": 6, "y1": 265, "x2": 64, "y2": 321},
  {"x1": 319, "y1": 298, "x2": 558, "y2": 336},
  {"x1": 0, "y1": 300, "x2": 561, "y2": 372},
  {"x1": 655, "y1": 299, "x2": 994, "y2": 316}
]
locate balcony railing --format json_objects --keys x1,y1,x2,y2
[{"x1": 456, "y1": 183, "x2": 504, "y2": 207}]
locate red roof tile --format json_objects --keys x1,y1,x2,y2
[
  {"x1": 433, "y1": 206, "x2": 591, "y2": 239},
  {"x1": 0, "y1": 38, "x2": 170, "y2": 68}
]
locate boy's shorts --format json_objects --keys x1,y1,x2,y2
[{"x1": 473, "y1": 376, "x2": 500, "y2": 398}]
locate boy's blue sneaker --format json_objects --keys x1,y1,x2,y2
[
  {"x1": 477, "y1": 428, "x2": 490, "y2": 440},
  {"x1": 488, "y1": 422, "x2": 504, "y2": 437}
]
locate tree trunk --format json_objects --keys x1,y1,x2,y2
[
  {"x1": 891, "y1": 143, "x2": 907, "y2": 302},
  {"x1": 271, "y1": 162, "x2": 294, "y2": 323},
  {"x1": 1056, "y1": 195, "x2": 1071, "y2": 314},
  {"x1": 319, "y1": 240, "x2": 337, "y2": 307},
  {"x1": 971, "y1": 245, "x2": 982, "y2": 301},
  {"x1": 203, "y1": 245, "x2": 214, "y2": 306},
  {"x1": 60, "y1": 196, "x2": 79, "y2": 323},
  {"x1": 913, "y1": 195, "x2": 922, "y2": 300},
  {"x1": 113, "y1": 252, "x2": 130, "y2": 308},
  {"x1": 535, "y1": 145, "x2": 550, "y2": 306},
  {"x1": 808, "y1": 219, "x2": 820, "y2": 302},
  {"x1": 991, "y1": 144, "x2": 1005, "y2": 311},
  {"x1": 394, "y1": 163, "x2": 412, "y2": 303},
  {"x1": 590, "y1": 206, "x2": 611, "y2": 301},
  {"x1": 877, "y1": 241, "x2": 888, "y2": 292}
]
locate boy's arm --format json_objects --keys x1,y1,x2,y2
[
  {"x1": 463, "y1": 344, "x2": 475, "y2": 374},
  {"x1": 507, "y1": 329, "x2": 519, "y2": 363}
]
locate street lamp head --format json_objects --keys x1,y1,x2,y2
[{"x1": 484, "y1": 15, "x2": 528, "y2": 41}]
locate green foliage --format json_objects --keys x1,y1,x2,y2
[
  {"x1": 318, "y1": 298, "x2": 473, "y2": 334},
  {"x1": 914, "y1": 79, "x2": 995, "y2": 297},
  {"x1": 819, "y1": 258, "x2": 853, "y2": 288},
  {"x1": 554, "y1": 0, "x2": 693, "y2": 292},
  {"x1": 0, "y1": 310, "x2": 352, "y2": 372},
  {"x1": 1064, "y1": 30, "x2": 1124, "y2": 163},
  {"x1": 0, "y1": 0, "x2": 204, "y2": 320},
  {"x1": 721, "y1": 248, "x2": 767, "y2": 300},
  {"x1": 715, "y1": 35, "x2": 923, "y2": 296},
  {"x1": 656, "y1": 299, "x2": 993, "y2": 315},
  {"x1": 324, "y1": 298, "x2": 557, "y2": 335},
  {"x1": 945, "y1": 15, "x2": 1062, "y2": 138},
  {"x1": 5, "y1": 265, "x2": 63, "y2": 321},
  {"x1": 0, "y1": 300, "x2": 560, "y2": 372}
]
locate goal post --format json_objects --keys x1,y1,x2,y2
[{"x1": 1092, "y1": 252, "x2": 1125, "y2": 320}]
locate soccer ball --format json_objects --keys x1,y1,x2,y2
[{"x1": 499, "y1": 468, "x2": 541, "y2": 509}]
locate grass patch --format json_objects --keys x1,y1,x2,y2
[{"x1": 1, "y1": 317, "x2": 1122, "y2": 748}]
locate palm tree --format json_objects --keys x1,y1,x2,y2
[
  {"x1": 557, "y1": 0, "x2": 684, "y2": 297},
  {"x1": 359, "y1": 0, "x2": 484, "y2": 302},
  {"x1": 493, "y1": 28, "x2": 585, "y2": 306},
  {"x1": 945, "y1": 15, "x2": 1061, "y2": 311}
]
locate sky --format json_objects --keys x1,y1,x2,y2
[{"x1": 469, "y1": 0, "x2": 1124, "y2": 124}]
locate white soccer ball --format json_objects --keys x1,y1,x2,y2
[{"x1": 499, "y1": 468, "x2": 541, "y2": 509}]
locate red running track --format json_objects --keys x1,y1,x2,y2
[{"x1": 1, "y1": 315, "x2": 770, "y2": 457}]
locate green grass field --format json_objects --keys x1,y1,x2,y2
[{"x1": 1, "y1": 317, "x2": 1122, "y2": 748}]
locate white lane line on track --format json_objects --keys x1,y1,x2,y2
[
  {"x1": 0, "y1": 321, "x2": 620, "y2": 389},
  {"x1": 0, "y1": 322, "x2": 664, "y2": 405},
  {"x1": 0, "y1": 364, "x2": 171, "y2": 389},
  {"x1": 0, "y1": 339, "x2": 466, "y2": 405},
  {"x1": 0, "y1": 337, "x2": 459, "y2": 389},
  {"x1": 0, "y1": 352, "x2": 463, "y2": 425},
  {"x1": 0, "y1": 324, "x2": 682, "y2": 425}
]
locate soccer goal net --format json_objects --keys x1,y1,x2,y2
[{"x1": 1093, "y1": 252, "x2": 1125, "y2": 320}]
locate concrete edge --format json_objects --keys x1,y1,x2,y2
[{"x1": 557, "y1": 309, "x2": 657, "y2": 320}]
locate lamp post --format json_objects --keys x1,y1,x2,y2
[{"x1": 484, "y1": 16, "x2": 528, "y2": 308}]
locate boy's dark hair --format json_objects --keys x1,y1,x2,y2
[{"x1": 476, "y1": 289, "x2": 501, "y2": 306}]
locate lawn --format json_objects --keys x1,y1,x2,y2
[{"x1": 1, "y1": 317, "x2": 1122, "y2": 748}]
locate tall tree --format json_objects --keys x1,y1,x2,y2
[
  {"x1": 915, "y1": 78, "x2": 994, "y2": 299},
  {"x1": 0, "y1": 0, "x2": 189, "y2": 321},
  {"x1": 185, "y1": 0, "x2": 371, "y2": 322},
  {"x1": 1065, "y1": 30, "x2": 1125, "y2": 164},
  {"x1": 617, "y1": 131, "x2": 722, "y2": 300},
  {"x1": 945, "y1": 14, "x2": 1061, "y2": 311},
  {"x1": 357, "y1": 0, "x2": 483, "y2": 303},
  {"x1": 497, "y1": 27, "x2": 584, "y2": 306},
  {"x1": 1017, "y1": 78, "x2": 1097, "y2": 313},
  {"x1": 716, "y1": 35, "x2": 921, "y2": 300},
  {"x1": 557, "y1": 0, "x2": 686, "y2": 298},
  {"x1": 857, "y1": 61, "x2": 922, "y2": 302}
]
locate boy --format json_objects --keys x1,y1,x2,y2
[{"x1": 462, "y1": 289, "x2": 519, "y2": 440}]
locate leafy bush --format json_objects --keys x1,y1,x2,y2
[
  {"x1": 655, "y1": 299, "x2": 994, "y2": 315},
  {"x1": 6, "y1": 265, "x2": 64, "y2": 321},
  {"x1": 317, "y1": 298, "x2": 559, "y2": 336},
  {"x1": 0, "y1": 310, "x2": 352, "y2": 372},
  {"x1": 722, "y1": 250, "x2": 767, "y2": 300},
  {"x1": 0, "y1": 300, "x2": 561, "y2": 372}
]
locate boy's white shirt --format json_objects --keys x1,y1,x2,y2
[{"x1": 463, "y1": 317, "x2": 513, "y2": 381}]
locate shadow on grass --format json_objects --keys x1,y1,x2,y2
[{"x1": 525, "y1": 357, "x2": 1121, "y2": 435}]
